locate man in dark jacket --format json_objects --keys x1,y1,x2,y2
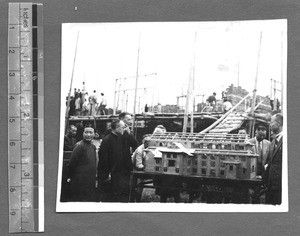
[
  {"x1": 64, "y1": 125, "x2": 77, "y2": 151},
  {"x1": 98, "y1": 119, "x2": 131, "y2": 202},
  {"x1": 118, "y1": 112, "x2": 138, "y2": 173},
  {"x1": 68, "y1": 126, "x2": 97, "y2": 202},
  {"x1": 263, "y1": 113, "x2": 283, "y2": 205}
]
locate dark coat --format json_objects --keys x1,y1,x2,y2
[
  {"x1": 64, "y1": 135, "x2": 76, "y2": 151},
  {"x1": 263, "y1": 137, "x2": 283, "y2": 191},
  {"x1": 68, "y1": 140, "x2": 97, "y2": 201},
  {"x1": 98, "y1": 132, "x2": 133, "y2": 201}
]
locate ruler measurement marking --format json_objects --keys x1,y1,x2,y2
[
  {"x1": 9, "y1": 3, "x2": 44, "y2": 233},
  {"x1": 19, "y1": 4, "x2": 23, "y2": 231}
]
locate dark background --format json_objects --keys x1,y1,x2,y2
[{"x1": 0, "y1": 0, "x2": 299, "y2": 235}]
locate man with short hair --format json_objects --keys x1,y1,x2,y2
[
  {"x1": 64, "y1": 125, "x2": 77, "y2": 151},
  {"x1": 206, "y1": 92, "x2": 217, "y2": 106},
  {"x1": 153, "y1": 125, "x2": 167, "y2": 134},
  {"x1": 98, "y1": 119, "x2": 130, "y2": 202},
  {"x1": 68, "y1": 126, "x2": 97, "y2": 201},
  {"x1": 263, "y1": 113, "x2": 283, "y2": 205},
  {"x1": 247, "y1": 125, "x2": 271, "y2": 176},
  {"x1": 223, "y1": 97, "x2": 233, "y2": 113},
  {"x1": 98, "y1": 93, "x2": 107, "y2": 115},
  {"x1": 118, "y1": 112, "x2": 139, "y2": 172}
]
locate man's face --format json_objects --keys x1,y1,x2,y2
[
  {"x1": 70, "y1": 127, "x2": 77, "y2": 137},
  {"x1": 144, "y1": 140, "x2": 150, "y2": 148},
  {"x1": 122, "y1": 115, "x2": 132, "y2": 126},
  {"x1": 256, "y1": 127, "x2": 266, "y2": 140},
  {"x1": 238, "y1": 129, "x2": 247, "y2": 136},
  {"x1": 83, "y1": 127, "x2": 95, "y2": 142},
  {"x1": 115, "y1": 121, "x2": 125, "y2": 135},
  {"x1": 270, "y1": 116, "x2": 281, "y2": 134}
]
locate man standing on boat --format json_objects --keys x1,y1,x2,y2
[{"x1": 206, "y1": 92, "x2": 217, "y2": 110}]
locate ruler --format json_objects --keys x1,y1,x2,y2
[{"x1": 8, "y1": 3, "x2": 44, "y2": 233}]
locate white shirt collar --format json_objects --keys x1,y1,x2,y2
[{"x1": 276, "y1": 132, "x2": 283, "y2": 141}]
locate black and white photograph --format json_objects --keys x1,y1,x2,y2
[{"x1": 56, "y1": 20, "x2": 287, "y2": 212}]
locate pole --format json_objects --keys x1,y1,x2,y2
[
  {"x1": 65, "y1": 32, "x2": 80, "y2": 133},
  {"x1": 274, "y1": 80, "x2": 277, "y2": 111},
  {"x1": 281, "y1": 30, "x2": 284, "y2": 112},
  {"x1": 190, "y1": 32, "x2": 197, "y2": 133},
  {"x1": 183, "y1": 32, "x2": 197, "y2": 133},
  {"x1": 237, "y1": 57, "x2": 240, "y2": 87},
  {"x1": 132, "y1": 32, "x2": 141, "y2": 134},
  {"x1": 250, "y1": 32, "x2": 262, "y2": 137},
  {"x1": 113, "y1": 78, "x2": 118, "y2": 115}
]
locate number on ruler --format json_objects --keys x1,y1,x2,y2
[
  {"x1": 10, "y1": 187, "x2": 16, "y2": 192},
  {"x1": 9, "y1": 119, "x2": 15, "y2": 123},
  {"x1": 10, "y1": 165, "x2": 16, "y2": 169},
  {"x1": 9, "y1": 49, "x2": 15, "y2": 54},
  {"x1": 23, "y1": 113, "x2": 30, "y2": 118},
  {"x1": 9, "y1": 25, "x2": 15, "y2": 30},
  {"x1": 9, "y1": 142, "x2": 16, "y2": 146},
  {"x1": 24, "y1": 172, "x2": 30, "y2": 177},
  {"x1": 9, "y1": 72, "x2": 15, "y2": 77},
  {"x1": 10, "y1": 211, "x2": 16, "y2": 216},
  {"x1": 10, "y1": 96, "x2": 15, "y2": 100}
]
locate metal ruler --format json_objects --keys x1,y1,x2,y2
[{"x1": 8, "y1": 3, "x2": 44, "y2": 233}]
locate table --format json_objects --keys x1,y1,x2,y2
[{"x1": 129, "y1": 171, "x2": 264, "y2": 203}]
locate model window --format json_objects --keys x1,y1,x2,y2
[
  {"x1": 229, "y1": 165, "x2": 233, "y2": 171},
  {"x1": 175, "y1": 168, "x2": 179, "y2": 173},
  {"x1": 168, "y1": 160, "x2": 175, "y2": 167},
  {"x1": 155, "y1": 167, "x2": 160, "y2": 171},
  {"x1": 173, "y1": 153, "x2": 177, "y2": 159},
  {"x1": 251, "y1": 165, "x2": 255, "y2": 172},
  {"x1": 187, "y1": 159, "x2": 191, "y2": 165},
  {"x1": 163, "y1": 167, "x2": 167, "y2": 172},
  {"x1": 210, "y1": 170, "x2": 216, "y2": 177},
  {"x1": 243, "y1": 168, "x2": 247, "y2": 174},
  {"x1": 192, "y1": 168, "x2": 197, "y2": 173},
  {"x1": 193, "y1": 160, "x2": 198, "y2": 165},
  {"x1": 201, "y1": 168, "x2": 206, "y2": 175},
  {"x1": 220, "y1": 170, "x2": 225, "y2": 175},
  {"x1": 211, "y1": 161, "x2": 215, "y2": 167},
  {"x1": 167, "y1": 153, "x2": 171, "y2": 158},
  {"x1": 155, "y1": 159, "x2": 161, "y2": 164},
  {"x1": 202, "y1": 161, "x2": 207, "y2": 166}
]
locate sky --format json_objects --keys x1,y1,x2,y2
[{"x1": 61, "y1": 20, "x2": 287, "y2": 113}]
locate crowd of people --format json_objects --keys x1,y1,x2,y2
[
  {"x1": 63, "y1": 110, "x2": 283, "y2": 205},
  {"x1": 67, "y1": 82, "x2": 108, "y2": 116}
]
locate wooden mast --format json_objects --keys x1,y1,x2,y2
[
  {"x1": 250, "y1": 32, "x2": 262, "y2": 137},
  {"x1": 65, "y1": 32, "x2": 80, "y2": 133},
  {"x1": 132, "y1": 32, "x2": 141, "y2": 135},
  {"x1": 183, "y1": 32, "x2": 197, "y2": 133},
  {"x1": 190, "y1": 32, "x2": 197, "y2": 133}
]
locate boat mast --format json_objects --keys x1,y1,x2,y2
[
  {"x1": 65, "y1": 32, "x2": 80, "y2": 133},
  {"x1": 183, "y1": 32, "x2": 197, "y2": 133},
  {"x1": 132, "y1": 32, "x2": 141, "y2": 135},
  {"x1": 250, "y1": 32, "x2": 262, "y2": 137},
  {"x1": 190, "y1": 32, "x2": 197, "y2": 133}
]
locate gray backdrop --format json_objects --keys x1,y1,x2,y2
[{"x1": 0, "y1": 0, "x2": 299, "y2": 235}]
